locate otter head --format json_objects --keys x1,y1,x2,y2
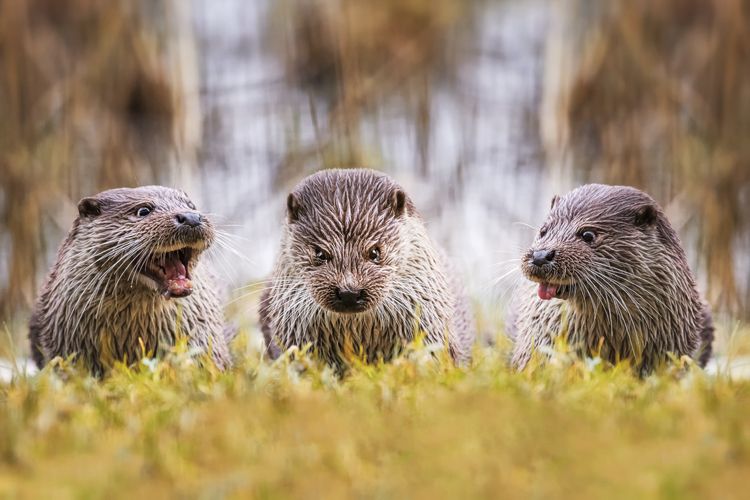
[
  {"x1": 521, "y1": 184, "x2": 673, "y2": 302},
  {"x1": 285, "y1": 169, "x2": 414, "y2": 314},
  {"x1": 76, "y1": 186, "x2": 214, "y2": 299}
]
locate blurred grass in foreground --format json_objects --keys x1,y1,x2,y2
[{"x1": 1, "y1": 334, "x2": 750, "y2": 499}]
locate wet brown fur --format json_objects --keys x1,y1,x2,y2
[
  {"x1": 259, "y1": 169, "x2": 475, "y2": 371},
  {"x1": 509, "y1": 184, "x2": 714, "y2": 373},
  {"x1": 29, "y1": 186, "x2": 231, "y2": 375}
]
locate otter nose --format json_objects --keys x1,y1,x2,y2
[
  {"x1": 175, "y1": 212, "x2": 202, "y2": 228},
  {"x1": 336, "y1": 288, "x2": 364, "y2": 307},
  {"x1": 532, "y1": 249, "x2": 556, "y2": 266}
]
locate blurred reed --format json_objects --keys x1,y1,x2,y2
[
  {"x1": 0, "y1": 0, "x2": 200, "y2": 318},
  {"x1": 266, "y1": 0, "x2": 476, "y2": 181},
  {"x1": 1, "y1": 0, "x2": 749, "y2": 327},
  {"x1": 545, "y1": 0, "x2": 750, "y2": 318}
]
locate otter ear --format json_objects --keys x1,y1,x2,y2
[
  {"x1": 634, "y1": 204, "x2": 658, "y2": 226},
  {"x1": 550, "y1": 195, "x2": 560, "y2": 210},
  {"x1": 77, "y1": 197, "x2": 102, "y2": 218},
  {"x1": 391, "y1": 189, "x2": 408, "y2": 217},
  {"x1": 287, "y1": 193, "x2": 302, "y2": 223}
]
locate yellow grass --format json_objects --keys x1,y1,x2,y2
[{"x1": 1, "y1": 330, "x2": 749, "y2": 499}]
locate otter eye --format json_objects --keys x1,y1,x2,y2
[
  {"x1": 187, "y1": 201, "x2": 196, "y2": 210},
  {"x1": 539, "y1": 227, "x2": 548, "y2": 238},
  {"x1": 136, "y1": 206, "x2": 152, "y2": 217},
  {"x1": 368, "y1": 246, "x2": 382, "y2": 263},
  {"x1": 580, "y1": 230, "x2": 596, "y2": 244},
  {"x1": 313, "y1": 246, "x2": 331, "y2": 264}
]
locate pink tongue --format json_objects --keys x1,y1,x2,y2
[
  {"x1": 538, "y1": 283, "x2": 558, "y2": 301},
  {"x1": 163, "y1": 258, "x2": 192, "y2": 298}
]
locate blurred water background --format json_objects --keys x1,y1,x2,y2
[{"x1": 1, "y1": 0, "x2": 749, "y2": 351}]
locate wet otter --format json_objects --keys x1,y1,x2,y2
[
  {"x1": 259, "y1": 169, "x2": 475, "y2": 371},
  {"x1": 509, "y1": 184, "x2": 714, "y2": 373},
  {"x1": 29, "y1": 186, "x2": 231, "y2": 374}
]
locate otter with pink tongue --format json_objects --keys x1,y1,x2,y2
[
  {"x1": 29, "y1": 186, "x2": 232, "y2": 375},
  {"x1": 508, "y1": 184, "x2": 714, "y2": 374}
]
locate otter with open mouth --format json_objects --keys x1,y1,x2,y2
[
  {"x1": 142, "y1": 245, "x2": 198, "y2": 298},
  {"x1": 508, "y1": 184, "x2": 714, "y2": 374},
  {"x1": 29, "y1": 186, "x2": 232, "y2": 375}
]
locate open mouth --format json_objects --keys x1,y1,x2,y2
[
  {"x1": 536, "y1": 282, "x2": 572, "y2": 301},
  {"x1": 141, "y1": 247, "x2": 196, "y2": 299},
  {"x1": 523, "y1": 263, "x2": 574, "y2": 301}
]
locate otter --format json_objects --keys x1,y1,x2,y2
[
  {"x1": 259, "y1": 169, "x2": 475, "y2": 371},
  {"x1": 509, "y1": 184, "x2": 714, "y2": 373},
  {"x1": 29, "y1": 186, "x2": 231, "y2": 375}
]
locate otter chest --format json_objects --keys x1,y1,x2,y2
[{"x1": 91, "y1": 299, "x2": 189, "y2": 367}]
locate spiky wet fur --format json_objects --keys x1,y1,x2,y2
[
  {"x1": 509, "y1": 184, "x2": 714, "y2": 374},
  {"x1": 260, "y1": 169, "x2": 475, "y2": 372},
  {"x1": 29, "y1": 186, "x2": 231, "y2": 375}
]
